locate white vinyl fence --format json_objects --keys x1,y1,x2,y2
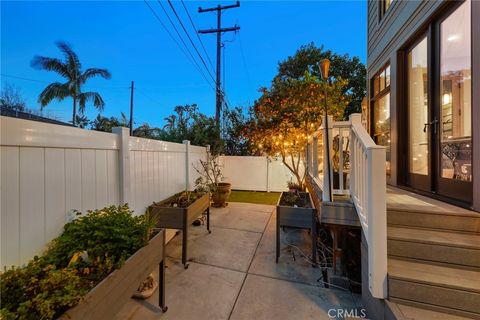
[
  {"x1": 0, "y1": 116, "x2": 207, "y2": 268},
  {"x1": 219, "y1": 156, "x2": 304, "y2": 192}
]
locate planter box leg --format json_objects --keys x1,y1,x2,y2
[
  {"x1": 311, "y1": 214, "x2": 318, "y2": 268},
  {"x1": 276, "y1": 212, "x2": 280, "y2": 263},
  {"x1": 182, "y1": 226, "x2": 189, "y2": 269},
  {"x1": 207, "y1": 207, "x2": 211, "y2": 233},
  {"x1": 159, "y1": 259, "x2": 167, "y2": 312}
]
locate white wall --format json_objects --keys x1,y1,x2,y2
[
  {"x1": 219, "y1": 156, "x2": 305, "y2": 192},
  {"x1": 0, "y1": 117, "x2": 206, "y2": 268}
]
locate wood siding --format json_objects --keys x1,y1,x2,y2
[{"x1": 367, "y1": 0, "x2": 479, "y2": 211}]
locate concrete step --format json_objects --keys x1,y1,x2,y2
[
  {"x1": 387, "y1": 208, "x2": 480, "y2": 234},
  {"x1": 387, "y1": 226, "x2": 480, "y2": 269},
  {"x1": 388, "y1": 258, "x2": 480, "y2": 318}
]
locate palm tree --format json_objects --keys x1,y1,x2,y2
[
  {"x1": 163, "y1": 115, "x2": 177, "y2": 130},
  {"x1": 31, "y1": 41, "x2": 111, "y2": 126},
  {"x1": 74, "y1": 114, "x2": 90, "y2": 129}
]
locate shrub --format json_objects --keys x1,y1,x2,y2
[{"x1": 0, "y1": 204, "x2": 152, "y2": 319}]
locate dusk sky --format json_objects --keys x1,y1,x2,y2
[{"x1": 1, "y1": 1, "x2": 367, "y2": 128}]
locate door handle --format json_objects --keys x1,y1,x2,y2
[{"x1": 423, "y1": 118, "x2": 439, "y2": 134}]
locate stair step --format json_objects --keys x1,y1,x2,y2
[
  {"x1": 387, "y1": 209, "x2": 480, "y2": 233},
  {"x1": 387, "y1": 227, "x2": 480, "y2": 268},
  {"x1": 387, "y1": 298, "x2": 478, "y2": 320},
  {"x1": 388, "y1": 259, "x2": 480, "y2": 316}
]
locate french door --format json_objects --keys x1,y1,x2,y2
[{"x1": 406, "y1": 0, "x2": 473, "y2": 203}]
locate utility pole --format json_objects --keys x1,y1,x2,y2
[
  {"x1": 198, "y1": 1, "x2": 240, "y2": 130},
  {"x1": 129, "y1": 81, "x2": 134, "y2": 136}
]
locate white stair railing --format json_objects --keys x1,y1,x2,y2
[
  {"x1": 349, "y1": 114, "x2": 387, "y2": 299},
  {"x1": 307, "y1": 113, "x2": 387, "y2": 299}
]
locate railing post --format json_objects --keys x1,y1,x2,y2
[
  {"x1": 323, "y1": 115, "x2": 333, "y2": 201},
  {"x1": 183, "y1": 140, "x2": 190, "y2": 191},
  {"x1": 113, "y1": 127, "x2": 131, "y2": 206},
  {"x1": 367, "y1": 147, "x2": 387, "y2": 299},
  {"x1": 349, "y1": 114, "x2": 362, "y2": 196},
  {"x1": 266, "y1": 157, "x2": 270, "y2": 192},
  {"x1": 312, "y1": 136, "x2": 319, "y2": 179},
  {"x1": 306, "y1": 142, "x2": 311, "y2": 175}
]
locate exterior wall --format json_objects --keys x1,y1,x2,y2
[
  {"x1": 367, "y1": 0, "x2": 479, "y2": 211},
  {"x1": 0, "y1": 116, "x2": 207, "y2": 268}
]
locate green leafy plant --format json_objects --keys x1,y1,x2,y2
[
  {"x1": 0, "y1": 204, "x2": 154, "y2": 320},
  {"x1": 279, "y1": 191, "x2": 311, "y2": 208},
  {"x1": 194, "y1": 154, "x2": 225, "y2": 195},
  {"x1": 287, "y1": 181, "x2": 304, "y2": 191}
]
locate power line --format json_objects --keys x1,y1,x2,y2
[
  {"x1": 0, "y1": 74, "x2": 129, "y2": 90},
  {"x1": 143, "y1": 0, "x2": 215, "y2": 91},
  {"x1": 180, "y1": 0, "x2": 215, "y2": 72},
  {"x1": 1, "y1": 74, "x2": 49, "y2": 84},
  {"x1": 136, "y1": 88, "x2": 163, "y2": 106},
  {"x1": 167, "y1": 0, "x2": 216, "y2": 80},
  {"x1": 155, "y1": 0, "x2": 216, "y2": 86},
  {"x1": 238, "y1": 29, "x2": 253, "y2": 89}
]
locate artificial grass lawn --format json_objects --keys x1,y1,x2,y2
[{"x1": 228, "y1": 190, "x2": 281, "y2": 205}]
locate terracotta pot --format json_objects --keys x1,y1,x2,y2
[{"x1": 212, "y1": 182, "x2": 231, "y2": 207}]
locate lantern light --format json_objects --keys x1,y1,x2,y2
[{"x1": 319, "y1": 59, "x2": 330, "y2": 80}]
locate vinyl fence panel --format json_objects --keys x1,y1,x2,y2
[{"x1": 0, "y1": 117, "x2": 207, "y2": 268}]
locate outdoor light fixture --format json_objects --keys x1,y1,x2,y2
[{"x1": 319, "y1": 59, "x2": 331, "y2": 80}]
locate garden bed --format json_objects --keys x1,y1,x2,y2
[
  {"x1": 276, "y1": 192, "x2": 317, "y2": 264},
  {"x1": 150, "y1": 191, "x2": 210, "y2": 268},
  {"x1": 0, "y1": 205, "x2": 166, "y2": 320},
  {"x1": 60, "y1": 230, "x2": 166, "y2": 320}
]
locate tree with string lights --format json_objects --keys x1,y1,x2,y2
[{"x1": 244, "y1": 72, "x2": 348, "y2": 189}]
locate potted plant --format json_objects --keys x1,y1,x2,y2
[
  {"x1": 194, "y1": 154, "x2": 231, "y2": 207},
  {"x1": 0, "y1": 205, "x2": 168, "y2": 320},
  {"x1": 275, "y1": 191, "x2": 317, "y2": 265},
  {"x1": 149, "y1": 190, "x2": 210, "y2": 269}
]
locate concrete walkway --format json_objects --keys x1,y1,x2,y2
[{"x1": 116, "y1": 202, "x2": 363, "y2": 320}]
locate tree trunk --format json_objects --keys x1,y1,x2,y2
[
  {"x1": 72, "y1": 96, "x2": 77, "y2": 126},
  {"x1": 281, "y1": 158, "x2": 303, "y2": 189}
]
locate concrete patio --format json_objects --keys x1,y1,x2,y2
[{"x1": 116, "y1": 202, "x2": 364, "y2": 320}]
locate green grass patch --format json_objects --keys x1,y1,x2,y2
[{"x1": 228, "y1": 190, "x2": 281, "y2": 205}]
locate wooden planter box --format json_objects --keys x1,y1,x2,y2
[
  {"x1": 150, "y1": 193, "x2": 210, "y2": 269},
  {"x1": 60, "y1": 229, "x2": 167, "y2": 320},
  {"x1": 276, "y1": 192, "x2": 317, "y2": 265}
]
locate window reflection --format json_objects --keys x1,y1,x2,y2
[
  {"x1": 408, "y1": 37, "x2": 428, "y2": 176},
  {"x1": 371, "y1": 64, "x2": 391, "y2": 176},
  {"x1": 440, "y1": 0, "x2": 472, "y2": 182},
  {"x1": 373, "y1": 94, "x2": 391, "y2": 175}
]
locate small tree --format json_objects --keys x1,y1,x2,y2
[
  {"x1": 223, "y1": 107, "x2": 252, "y2": 156},
  {"x1": 0, "y1": 83, "x2": 27, "y2": 111},
  {"x1": 91, "y1": 113, "x2": 128, "y2": 132},
  {"x1": 74, "y1": 114, "x2": 89, "y2": 129},
  {"x1": 244, "y1": 72, "x2": 349, "y2": 188},
  {"x1": 277, "y1": 43, "x2": 366, "y2": 118},
  {"x1": 159, "y1": 104, "x2": 222, "y2": 154}
]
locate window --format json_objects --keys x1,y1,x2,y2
[
  {"x1": 371, "y1": 64, "x2": 391, "y2": 175},
  {"x1": 439, "y1": 0, "x2": 472, "y2": 182}
]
